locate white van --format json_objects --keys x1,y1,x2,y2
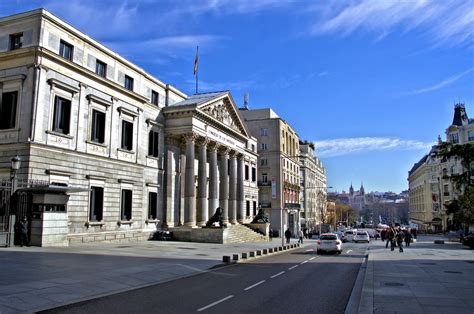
[{"x1": 344, "y1": 229, "x2": 357, "y2": 242}]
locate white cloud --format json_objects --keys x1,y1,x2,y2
[
  {"x1": 408, "y1": 67, "x2": 474, "y2": 95},
  {"x1": 310, "y1": 0, "x2": 473, "y2": 47},
  {"x1": 313, "y1": 137, "x2": 433, "y2": 157}
]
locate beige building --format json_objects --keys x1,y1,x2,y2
[
  {"x1": 0, "y1": 9, "x2": 261, "y2": 246},
  {"x1": 408, "y1": 104, "x2": 473, "y2": 231},
  {"x1": 298, "y1": 142, "x2": 327, "y2": 232},
  {"x1": 239, "y1": 108, "x2": 301, "y2": 237}
]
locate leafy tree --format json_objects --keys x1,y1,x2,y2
[{"x1": 437, "y1": 142, "x2": 474, "y2": 192}]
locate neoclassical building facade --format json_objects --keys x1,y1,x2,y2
[{"x1": 0, "y1": 9, "x2": 259, "y2": 246}]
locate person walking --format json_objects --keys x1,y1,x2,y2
[
  {"x1": 298, "y1": 229, "x2": 304, "y2": 244},
  {"x1": 285, "y1": 228, "x2": 291, "y2": 244},
  {"x1": 16, "y1": 216, "x2": 29, "y2": 247},
  {"x1": 395, "y1": 227, "x2": 405, "y2": 252},
  {"x1": 404, "y1": 228, "x2": 412, "y2": 247},
  {"x1": 386, "y1": 226, "x2": 395, "y2": 250}
]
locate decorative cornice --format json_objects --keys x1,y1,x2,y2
[
  {"x1": 47, "y1": 78, "x2": 80, "y2": 94},
  {"x1": 118, "y1": 178, "x2": 135, "y2": 184},
  {"x1": 46, "y1": 169, "x2": 73, "y2": 177},
  {"x1": 118, "y1": 106, "x2": 139, "y2": 118},
  {"x1": 86, "y1": 94, "x2": 112, "y2": 108},
  {"x1": 146, "y1": 119, "x2": 164, "y2": 128},
  {"x1": 86, "y1": 174, "x2": 107, "y2": 181}
]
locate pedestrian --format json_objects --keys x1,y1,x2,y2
[
  {"x1": 285, "y1": 228, "x2": 291, "y2": 244},
  {"x1": 16, "y1": 216, "x2": 29, "y2": 247},
  {"x1": 269, "y1": 227, "x2": 273, "y2": 241},
  {"x1": 404, "y1": 228, "x2": 412, "y2": 247},
  {"x1": 298, "y1": 229, "x2": 304, "y2": 244},
  {"x1": 386, "y1": 227, "x2": 394, "y2": 250},
  {"x1": 381, "y1": 229, "x2": 386, "y2": 242},
  {"x1": 395, "y1": 227, "x2": 405, "y2": 252}
]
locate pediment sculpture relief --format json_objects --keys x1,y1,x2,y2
[{"x1": 202, "y1": 101, "x2": 240, "y2": 131}]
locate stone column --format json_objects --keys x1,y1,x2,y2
[
  {"x1": 219, "y1": 147, "x2": 230, "y2": 225},
  {"x1": 164, "y1": 136, "x2": 177, "y2": 227},
  {"x1": 196, "y1": 138, "x2": 208, "y2": 226},
  {"x1": 237, "y1": 154, "x2": 244, "y2": 223},
  {"x1": 228, "y1": 151, "x2": 237, "y2": 224},
  {"x1": 208, "y1": 142, "x2": 219, "y2": 218},
  {"x1": 183, "y1": 133, "x2": 196, "y2": 227}
]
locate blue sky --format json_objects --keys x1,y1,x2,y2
[{"x1": 2, "y1": 0, "x2": 473, "y2": 193}]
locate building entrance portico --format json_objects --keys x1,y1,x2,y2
[{"x1": 161, "y1": 92, "x2": 259, "y2": 234}]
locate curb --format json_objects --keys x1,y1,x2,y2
[{"x1": 344, "y1": 251, "x2": 369, "y2": 314}]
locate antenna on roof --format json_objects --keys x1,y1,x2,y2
[{"x1": 244, "y1": 92, "x2": 249, "y2": 110}]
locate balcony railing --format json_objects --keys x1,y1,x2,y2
[{"x1": 257, "y1": 181, "x2": 271, "y2": 186}]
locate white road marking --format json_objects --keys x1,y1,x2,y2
[
  {"x1": 309, "y1": 257, "x2": 316, "y2": 261},
  {"x1": 346, "y1": 250, "x2": 353, "y2": 254},
  {"x1": 362, "y1": 257, "x2": 366, "y2": 263},
  {"x1": 305, "y1": 248, "x2": 314, "y2": 252},
  {"x1": 197, "y1": 295, "x2": 234, "y2": 312},
  {"x1": 244, "y1": 280, "x2": 266, "y2": 291},
  {"x1": 300, "y1": 260, "x2": 308, "y2": 264},
  {"x1": 288, "y1": 265, "x2": 299, "y2": 270},
  {"x1": 270, "y1": 271, "x2": 285, "y2": 278}
]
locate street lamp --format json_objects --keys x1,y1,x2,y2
[{"x1": 8, "y1": 155, "x2": 21, "y2": 247}]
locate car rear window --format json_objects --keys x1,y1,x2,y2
[
  {"x1": 320, "y1": 235, "x2": 337, "y2": 240},
  {"x1": 345, "y1": 231, "x2": 354, "y2": 235},
  {"x1": 357, "y1": 232, "x2": 367, "y2": 235}
]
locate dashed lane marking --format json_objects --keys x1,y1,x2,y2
[
  {"x1": 197, "y1": 295, "x2": 234, "y2": 312},
  {"x1": 270, "y1": 271, "x2": 285, "y2": 278},
  {"x1": 300, "y1": 260, "x2": 308, "y2": 264},
  {"x1": 288, "y1": 265, "x2": 299, "y2": 270},
  {"x1": 305, "y1": 249, "x2": 314, "y2": 252},
  {"x1": 244, "y1": 280, "x2": 266, "y2": 291},
  {"x1": 309, "y1": 257, "x2": 316, "y2": 261},
  {"x1": 346, "y1": 250, "x2": 353, "y2": 254}
]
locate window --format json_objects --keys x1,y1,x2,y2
[
  {"x1": 246, "y1": 201, "x2": 250, "y2": 217},
  {"x1": 261, "y1": 128, "x2": 268, "y2": 136},
  {"x1": 469, "y1": 131, "x2": 474, "y2": 142},
  {"x1": 260, "y1": 159, "x2": 268, "y2": 166},
  {"x1": 10, "y1": 33, "x2": 23, "y2": 50},
  {"x1": 148, "y1": 192, "x2": 158, "y2": 219},
  {"x1": 59, "y1": 40, "x2": 73, "y2": 60},
  {"x1": 251, "y1": 144, "x2": 255, "y2": 152},
  {"x1": 52, "y1": 96, "x2": 71, "y2": 134},
  {"x1": 121, "y1": 120, "x2": 133, "y2": 150},
  {"x1": 121, "y1": 189, "x2": 132, "y2": 220},
  {"x1": 251, "y1": 167, "x2": 256, "y2": 182},
  {"x1": 262, "y1": 173, "x2": 268, "y2": 183},
  {"x1": 148, "y1": 130, "x2": 159, "y2": 157},
  {"x1": 261, "y1": 143, "x2": 268, "y2": 150},
  {"x1": 91, "y1": 109, "x2": 105, "y2": 143},
  {"x1": 89, "y1": 186, "x2": 103, "y2": 221},
  {"x1": 124, "y1": 75, "x2": 134, "y2": 91},
  {"x1": 151, "y1": 90, "x2": 159, "y2": 106},
  {"x1": 245, "y1": 165, "x2": 249, "y2": 180},
  {"x1": 253, "y1": 201, "x2": 257, "y2": 216},
  {"x1": 95, "y1": 60, "x2": 107, "y2": 78},
  {"x1": 0, "y1": 91, "x2": 18, "y2": 130},
  {"x1": 450, "y1": 133, "x2": 459, "y2": 144}
]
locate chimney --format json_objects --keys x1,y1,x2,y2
[{"x1": 243, "y1": 92, "x2": 249, "y2": 110}]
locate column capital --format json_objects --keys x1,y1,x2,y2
[
  {"x1": 196, "y1": 137, "x2": 210, "y2": 148},
  {"x1": 237, "y1": 153, "x2": 245, "y2": 160},
  {"x1": 228, "y1": 150, "x2": 238, "y2": 158},
  {"x1": 183, "y1": 132, "x2": 198, "y2": 144},
  {"x1": 208, "y1": 141, "x2": 219, "y2": 152},
  {"x1": 218, "y1": 146, "x2": 231, "y2": 156}
]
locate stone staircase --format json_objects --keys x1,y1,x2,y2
[{"x1": 223, "y1": 223, "x2": 268, "y2": 244}]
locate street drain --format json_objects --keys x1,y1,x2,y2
[
  {"x1": 444, "y1": 271, "x2": 462, "y2": 274},
  {"x1": 420, "y1": 262, "x2": 436, "y2": 265},
  {"x1": 177, "y1": 247, "x2": 197, "y2": 250},
  {"x1": 117, "y1": 246, "x2": 132, "y2": 248},
  {"x1": 196, "y1": 253, "x2": 209, "y2": 256},
  {"x1": 422, "y1": 253, "x2": 435, "y2": 256},
  {"x1": 384, "y1": 282, "x2": 405, "y2": 287}
]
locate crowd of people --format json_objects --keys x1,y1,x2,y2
[{"x1": 380, "y1": 225, "x2": 416, "y2": 252}]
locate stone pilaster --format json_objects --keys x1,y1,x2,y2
[
  {"x1": 237, "y1": 154, "x2": 244, "y2": 223},
  {"x1": 228, "y1": 151, "x2": 237, "y2": 224},
  {"x1": 196, "y1": 138, "x2": 209, "y2": 226}
]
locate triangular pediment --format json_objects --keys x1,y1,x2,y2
[{"x1": 197, "y1": 92, "x2": 249, "y2": 137}]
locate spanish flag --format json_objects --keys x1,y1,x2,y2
[{"x1": 194, "y1": 46, "x2": 199, "y2": 75}]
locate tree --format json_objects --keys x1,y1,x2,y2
[{"x1": 437, "y1": 142, "x2": 474, "y2": 192}]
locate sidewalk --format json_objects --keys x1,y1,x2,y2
[
  {"x1": 0, "y1": 237, "x2": 310, "y2": 313},
  {"x1": 357, "y1": 235, "x2": 474, "y2": 314}
]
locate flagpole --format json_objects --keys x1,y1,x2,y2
[{"x1": 195, "y1": 46, "x2": 199, "y2": 94}]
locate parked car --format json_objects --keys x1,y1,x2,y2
[
  {"x1": 462, "y1": 233, "x2": 474, "y2": 249},
  {"x1": 353, "y1": 231, "x2": 370, "y2": 243},
  {"x1": 316, "y1": 233, "x2": 343, "y2": 254},
  {"x1": 344, "y1": 229, "x2": 357, "y2": 242}
]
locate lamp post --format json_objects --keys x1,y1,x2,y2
[{"x1": 8, "y1": 155, "x2": 21, "y2": 247}]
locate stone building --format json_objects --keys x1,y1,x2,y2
[
  {"x1": 0, "y1": 9, "x2": 260, "y2": 246},
  {"x1": 298, "y1": 142, "x2": 327, "y2": 232},
  {"x1": 238, "y1": 108, "x2": 301, "y2": 237},
  {"x1": 408, "y1": 104, "x2": 473, "y2": 231}
]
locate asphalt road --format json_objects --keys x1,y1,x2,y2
[{"x1": 42, "y1": 242, "x2": 368, "y2": 314}]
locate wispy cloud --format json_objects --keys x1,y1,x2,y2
[
  {"x1": 310, "y1": 0, "x2": 473, "y2": 47},
  {"x1": 407, "y1": 67, "x2": 474, "y2": 95},
  {"x1": 313, "y1": 137, "x2": 433, "y2": 158}
]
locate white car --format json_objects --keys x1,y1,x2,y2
[
  {"x1": 344, "y1": 229, "x2": 357, "y2": 242},
  {"x1": 353, "y1": 231, "x2": 370, "y2": 243},
  {"x1": 317, "y1": 233, "x2": 343, "y2": 254}
]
